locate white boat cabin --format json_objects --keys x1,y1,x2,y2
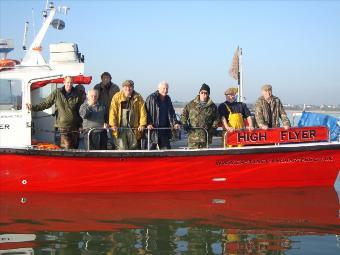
[{"x1": 0, "y1": 2, "x2": 87, "y2": 148}]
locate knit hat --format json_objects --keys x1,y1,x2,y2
[
  {"x1": 122, "y1": 80, "x2": 134, "y2": 88},
  {"x1": 261, "y1": 84, "x2": 272, "y2": 91},
  {"x1": 199, "y1": 83, "x2": 210, "y2": 95},
  {"x1": 225, "y1": 87, "x2": 238, "y2": 95}
]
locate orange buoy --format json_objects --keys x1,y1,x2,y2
[
  {"x1": 0, "y1": 59, "x2": 20, "y2": 68},
  {"x1": 35, "y1": 142, "x2": 60, "y2": 150}
]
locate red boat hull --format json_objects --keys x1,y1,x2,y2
[{"x1": 1, "y1": 144, "x2": 339, "y2": 192}]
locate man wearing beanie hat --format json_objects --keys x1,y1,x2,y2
[
  {"x1": 180, "y1": 83, "x2": 219, "y2": 149},
  {"x1": 109, "y1": 80, "x2": 147, "y2": 150},
  {"x1": 255, "y1": 84, "x2": 290, "y2": 130},
  {"x1": 218, "y1": 87, "x2": 254, "y2": 136}
]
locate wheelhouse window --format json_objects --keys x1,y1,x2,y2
[{"x1": 0, "y1": 79, "x2": 22, "y2": 110}]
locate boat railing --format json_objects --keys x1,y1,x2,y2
[
  {"x1": 87, "y1": 126, "x2": 209, "y2": 150},
  {"x1": 146, "y1": 127, "x2": 209, "y2": 150}
]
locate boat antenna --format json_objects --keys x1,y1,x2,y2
[
  {"x1": 31, "y1": 8, "x2": 36, "y2": 38},
  {"x1": 23, "y1": 22, "x2": 29, "y2": 51}
]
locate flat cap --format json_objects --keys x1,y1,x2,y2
[
  {"x1": 122, "y1": 80, "x2": 134, "y2": 87},
  {"x1": 225, "y1": 87, "x2": 238, "y2": 95},
  {"x1": 261, "y1": 84, "x2": 272, "y2": 91}
]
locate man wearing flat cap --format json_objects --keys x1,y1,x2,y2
[
  {"x1": 255, "y1": 84, "x2": 290, "y2": 130},
  {"x1": 218, "y1": 87, "x2": 254, "y2": 135},
  {"x1": 180, "y1": 83, "x2": 219, "y2": 149},
  {"x1": 109, "y1": 80, "x2": 147, "y2": 150}
]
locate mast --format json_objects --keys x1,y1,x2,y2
[
  {"x1": 238, "y1": 48, "x2": 243, "y2": 102},
  {"x1": 21, "y1": 2, "x2": 56, "y2": 65}
]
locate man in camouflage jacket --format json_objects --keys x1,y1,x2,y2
[
  {"x1": 255, "y1": 84, "x2": 290, "y2": 130},
  {"x1": 181, "y1": 84, "x2": 219, "y2": 149}
]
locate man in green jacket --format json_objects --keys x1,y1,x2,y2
[
  {"x1": 27, "y1": 76, "x2": 84, "y2": 149},
  {"x1": 255, "y1": 84, "x2": 290, "y2": 130},
  {"x1": 181, "y1": 84, "x2": 219, "y2": 149}
]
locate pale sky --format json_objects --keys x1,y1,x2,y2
[{"x1": 1, "y1": 0, "x2": 339, "y2": 105}]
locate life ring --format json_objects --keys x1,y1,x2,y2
[
  {"x1": 0, "y1": 59, "x2": 20, "y2": 69},
  {"x1": 36, "y1": 143, "x2": 60, "y2": 150},
  {"x1": 32, "y1": 140, "x2": 60, "y2": 150}
]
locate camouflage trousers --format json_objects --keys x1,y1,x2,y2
[
  {"x1": 59, "y1": 127, "x2": 79, "y2": 149},
  {"x1": 188, "y1": 141, "x2": 208, "y2": 149},
  {"x1": 187, "y1": 130, "x2": 208, "y2": 149}
]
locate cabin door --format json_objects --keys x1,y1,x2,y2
[{"x1": 0, "y1": 79, "x2": 31, "y2": 147}]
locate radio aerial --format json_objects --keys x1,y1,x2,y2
[{"x1": 51, "y1": 19, "x2": 65, "y2": 30}]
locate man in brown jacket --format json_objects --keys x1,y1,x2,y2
[{"x1": 255, "y1": 84, "x2": 290, "y2": 130}]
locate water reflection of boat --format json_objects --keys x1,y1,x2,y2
[
  {"x1": 0, "y1": 187, "x2": 339, "y2": 234},
  {"x1": 1, "y1": 187, "x2": 339, "y2": 254}
]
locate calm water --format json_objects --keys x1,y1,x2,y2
[{"x1": 1, "y1": 187, "x2": 339, "y2": 254}]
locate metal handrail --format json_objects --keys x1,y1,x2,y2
[
  {"x1": 147, "y1": 126, "x2": 209, "y2": 149},
  {"x1": 87, "y1": 127, "x2": 140, "y2": 150},
  {"x1": 147, "y1": 127, "x2": 172, "y2": 150},
  {"x1": 223, "y1": 130, "x2": 228, "y2": 148},
  {"x1": 87, "y1": 126, "x2": 209, "y2": 150},
  {"x1": 184, "y1": 126, "x2": 209, "y2": 149}
]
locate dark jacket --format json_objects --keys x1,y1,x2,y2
[
  {"x1": 94, "y1": 82, "x2": 120, "y2": 121},
  {"x1": 145, "y1": 91, "x2": 179, "y2": 143},
  {"x1": 32, "y1": 87, "x2": 83, "y2": 129}
]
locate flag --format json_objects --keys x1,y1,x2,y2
[{"x1": 229, "y1": 46, "x2": 239, "y2": 81}]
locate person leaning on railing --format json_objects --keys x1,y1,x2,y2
[
  {"x1": 79, "y1": 89, "x2": 108, "y2": 150},
  {"x1": 219, "y1": 87, "x2": 254, "y2": 147},
  {"x1": 26, "y1": 76, "x2": 84, "y2": 149},
  {"x1": 180, "y1": 83, "x2": 219, "y2": 149},
  {"x1": 145, "y1": 81, "x2": 181, "y2": 150},
  {"x1": 219, "y1": 87, "x2": 254, "y2": 132},
  {"x1": 255, "y1": 84, "x2": 290, "y2": 130},
  {"x1": 109, "y1": 80, "x2": 147, "y2": 150}
]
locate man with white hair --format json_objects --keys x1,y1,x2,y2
[
  {"x1": 80, "y1": 89, "x2": 108, "y2": 150},
  {"x1": 145, "y1": 81, "x2": 180, "y2": 149}
]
